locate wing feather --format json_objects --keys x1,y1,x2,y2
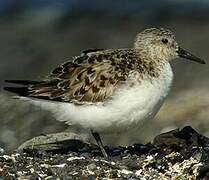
[
  {"x1": 5, "y1": 49, "x2": 143, "y2": 104},
  {"x1": 28, "y1": 51, "x2": 128, "y2": 104}
]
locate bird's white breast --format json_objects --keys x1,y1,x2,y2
[{"x1": 27, "y1": 62, "x2": 173, "y2": 134}]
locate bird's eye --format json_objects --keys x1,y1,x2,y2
[{"x1": 162, "y1": 38, "x2": 168, "y2": 44}]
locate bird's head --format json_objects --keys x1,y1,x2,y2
[{"x1": 134, "y1": 28, "x2": 205, "y2": 64}]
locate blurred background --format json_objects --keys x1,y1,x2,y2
[{"x1": 1, "y1": 0, "x2": 209, "y2": 151}]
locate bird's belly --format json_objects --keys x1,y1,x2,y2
[{"x1": 98, "y1": 77, "x2": 172, "y2": 133}]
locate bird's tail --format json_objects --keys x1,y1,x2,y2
[
  {"x1": 4, "y1": 80, "x2": 40, "y2": 97},
  {"x1": 5, "y1": 80, "x2": 40, "y2": 85}
]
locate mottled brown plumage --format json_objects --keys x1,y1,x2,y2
[{"x1": 28, "y1": 48, "x2": 162, "y2": 104}]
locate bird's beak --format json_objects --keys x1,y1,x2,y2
[{"x1": 177, "y1": 47, "x2": 206, "y2": 64}]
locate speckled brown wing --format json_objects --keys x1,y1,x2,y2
[{"x1": 29, "y1": 50, "x2": 128, "y2": 104}]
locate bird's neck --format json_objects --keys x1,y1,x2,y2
[
  {"x1": 133, "y1": 49, "x2": 167, "y2": 78},
  {"x1": 135, "y1": 48, "x2": 165, "y2": 63}
]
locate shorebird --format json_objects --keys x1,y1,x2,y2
[{"x1": 4, "y1": 28, "x2": 205, "y2": 158}]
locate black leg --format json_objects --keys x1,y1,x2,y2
[{"x1": 91, "y1": 131, "x2": 108, "y2": 158}]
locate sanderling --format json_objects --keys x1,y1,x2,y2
[{"x1": 4, "y1": 28, "x2": 205, "y2": 158}]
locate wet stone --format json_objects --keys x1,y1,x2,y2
[{"x1": 87, "y1": 163, "x2": 97, "y2": 171}]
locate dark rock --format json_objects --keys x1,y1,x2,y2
[{"x1": 127, "y1": 143, "x2": 157, "y2": 155}]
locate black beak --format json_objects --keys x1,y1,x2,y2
[{"x1": 177, "y1": 47, "x2": 206, "y2": 64}]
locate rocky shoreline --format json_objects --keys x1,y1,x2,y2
[{"x1": 0, "y1": 126, "x2": 209, "y2": 179}]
